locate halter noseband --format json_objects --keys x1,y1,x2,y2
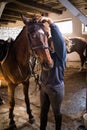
[{"x1": 31, "y1": 44, "x2": 49, "y2": 50}]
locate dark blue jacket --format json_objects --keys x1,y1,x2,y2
[{"x1": 40, "y1": 23, "x2": 66, "y2": 89}]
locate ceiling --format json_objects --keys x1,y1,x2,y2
[{"x1": 0, "y1": 0, "x2": 87, "y2": 26}]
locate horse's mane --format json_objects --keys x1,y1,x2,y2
[{"x1": 14, "y1": 26, "x2": 25, "y2": 42}]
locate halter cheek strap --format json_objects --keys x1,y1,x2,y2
[{"x1": 27, "y1": 29, "x2": 49, "y2": 51}]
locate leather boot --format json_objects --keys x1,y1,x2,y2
[
  {"x1": 40, "y1": 116, "x2": 47, "y2": 130},
  {"x1": 55, "y1": 114, "x2": 62, "y2": 130}
]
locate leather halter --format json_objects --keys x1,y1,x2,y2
[
  {"x1": 26, "y1": 23, "x2": 49, "y2": 52},
  {"x1": 26, "y1": 23, "x2": 50, "y2": 87}
]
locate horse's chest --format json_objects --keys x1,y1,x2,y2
[{"x1": 1, "y1": 60, "x2": 30, "y2": 84}]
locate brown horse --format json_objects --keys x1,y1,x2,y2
[
  {"x1": 48, "y1": 36, "x2": 87, "y2": 70},
  {"x1": 64, "y1": 37, "x2": 87, "y2": 70},
  {"x1": 0, "y1": 15, "x2": 53, "y2": 128},
  {"x1": 0, "y1": 94, "x2": 5, "y2": 105}
]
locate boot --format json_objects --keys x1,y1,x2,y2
[
  {"x1": 40, "y1": 115, "x2": 47, "y2": 130},
  {"x1": 55, "y1": 114, "x2": 62, "y2": 130}
]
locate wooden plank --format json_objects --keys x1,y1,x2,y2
[
  {"x1": 3, "y1": 8, "x2": 37, "y2": 18},
  {"x1": 0, "y1": 19, "x2": 16, "y2": 23},
  {"x1": 6, "y1": 2, "x2": 40, "y2": 14},
  {"x1": 2, "y1": 14, "x2": 21, "y2": 20},
  {"x1": 1, "y1": 14, "x2": 20, "y2": 21},
  {"x1": 16, "y1": 0, "x2": 62, "y2": 14},
  {"x1": 5, "y1": 5, "x2": 41, "y2": 16},
  {"x1": 0, "y1": 0, "x2": 15, "y2": 2}
]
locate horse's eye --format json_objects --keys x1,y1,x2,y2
[{"x1": 29, "y1": 31, "x2": 36, "y2": 39}]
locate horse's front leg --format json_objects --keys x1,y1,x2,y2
[
  {"x1": 23, "y1": 81, "x2": 35, "y2": 124},
  {"x1": 8, "y1": 83, "x2": 16, "y2": 127}
]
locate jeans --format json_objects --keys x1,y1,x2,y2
[{"x1": 40, "y1": 85, "x2": 64, "y2": 130}]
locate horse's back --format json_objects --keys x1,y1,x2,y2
[
  {"x1": 70, "y1": 37, "x2": 87, "y2": 46},
  {"x1": 70, "y1": 37, "x2": 87, "y2": 51}
]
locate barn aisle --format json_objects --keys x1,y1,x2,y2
[{"x1": 0, "y1": 62, "x2": 87, "y2": 130}]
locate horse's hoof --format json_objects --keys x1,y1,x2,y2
[
  {"x1": 10, "y1": 124, "x2": 17, "y2": 130},
  {"x1": 77, "y1": 125, "x2": 85, "y2": 130},
  {"x1": 0, "y1": 99, "x2": 5, "y2": 105},
  {"x1": 29, "y1": 117, "x2": 35, "y2": 124},
  {"x1": 78, "y1": 68, "x2": 83, "y2": 72},
  {"x1": 5, "y1": 124, "x2": 17, "y2": 130},
  {"x1": 9, "y1": 120, "x2": 15, "y2": 125},
  {"x1": 9, "y1": 125, "x2": 17, "y2": 130}
]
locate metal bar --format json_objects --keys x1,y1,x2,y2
[
  {"x1": 0, "y1": 2, "x2": 7, "y2": 18},
  {"x1": 58, "y1": 0, "x2": 87, "y2": 26},
  {"x1": 85, "y1": 66, "x2": 87, "y2": 111},
  {"x1": 85, "y1": 52, "x2": 87, "y2": 111}
]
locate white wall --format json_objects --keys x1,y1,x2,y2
[
  {"x1": 0, "y1": 20, "x2": 24, "y2": 40},
  {"x1": 49, "y1": 10, "x2": 83, "y2": 37},
  {"x1": 49, "y1": 10, "x2": 87, "y2": 61}
]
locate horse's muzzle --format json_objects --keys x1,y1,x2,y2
[{"x1": 42, "y1": 60, "x2": 54, "y2": 71}]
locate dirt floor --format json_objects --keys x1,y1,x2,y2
[{"x1": 0, "y1": 61, "x2": 87, "y2": 130}]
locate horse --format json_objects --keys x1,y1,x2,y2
[
  {"x1": 64, "y1": 37, "x2": 87, "y2": 70},
  {"x1": 0, "y1": 15, "x2": 54, "y2": 128},
  {"x1": 0, "y1": 94, "x2": 5, "y2": 105}
]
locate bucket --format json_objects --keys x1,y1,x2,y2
[{"x1": 83, "y1": 113, "x2": 87, "y2": 129}]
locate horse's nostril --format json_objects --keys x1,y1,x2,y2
[
  {"x1": 49, "y1": 60, "x2": 54, "y2": 68},
  {"x1": 42, "y1": 61, "x2": 54, "y2": 70},
  {"x1": 42, "y1": 62, "x2": 47, "y2": 68}
]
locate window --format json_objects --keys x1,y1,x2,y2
[
  {"x1": 54, "y1": 19, "x2": 73, "y2": 34},
  {"x1": 82, "y1": 24, "x2": 87, "y2": 34},
  {"x1": 0, "y1": 27, "x2": 22, "y2": 40}
]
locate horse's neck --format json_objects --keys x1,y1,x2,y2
[
  {"x1": 14, "y1": 27, "x2": 28, "y2": 48},
  {"x1": 14, "y1": 27, "x2": 30, "y2": 65}
]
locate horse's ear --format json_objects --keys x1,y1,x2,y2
[{"x1": 21, "y1": 15, "x2": 29, "y2": 25}]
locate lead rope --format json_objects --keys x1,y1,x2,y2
[
  {"x1": 27, "y1": 30, "x2": 41, "y2": 92},
  {"x1": 29, "y1": 57, "x2": 41, "y2": 95}
]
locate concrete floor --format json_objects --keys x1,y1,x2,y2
[{"x1": 0, "y1": 62, "x2": 87, "y2": 130}]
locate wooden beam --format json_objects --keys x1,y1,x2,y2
[
  {"x1": 16, "y1": 0, "x2": 62, "y2": 14},
  {"x1": 3, "y1": 8, "x2": 36, "y2": 18},
  {"x1": 3, "y1": 9, "x2": 21, "y2": 17},
  {"x1": 0, "y1": 22, "x2": 8, "y2": 26},
  {"x1": 5, "y1": 6, "x2": 41, "y2": 17},
  {"x1": 0, "y1": 19, "x2": 16, "y2": 23},
  {"x1": 2, "y1": 13, "x2": 21, "y2": 20},
  {"x1": 6, "y1": 2, "x2": 41, "y2": 14},
  {"x1": 1, "y1": 14, "x2": 20, "y2": 21},
  {"x1": 3, "y1": 9, "x2": 40, "y2": 21},
  {"x1": 0, "y1": 0, "x2": 15, "y2": 2}
]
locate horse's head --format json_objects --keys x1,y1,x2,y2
[
  {"x1": 64, "y1": 37, "x2": 73, "y2": 53},
  {"x1": 21, "y1": 15, "x2": 54, "y2": 70}
]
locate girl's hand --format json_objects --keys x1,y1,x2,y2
[{"x1": 38, "y1": 16, "x2": 53, "y2": 25}]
